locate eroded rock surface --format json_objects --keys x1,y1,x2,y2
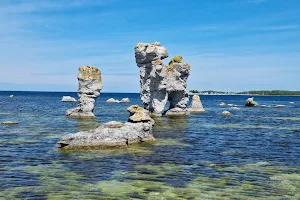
[
  {"x1": 58, "y1": 105, "x2": 155, "y2": 149},
  {"x1": 165, "y1": 56, "x2": 191, "y2": 116},
  {"x1": 245, "y1": 97, "x2": 259, "y2": 107},
  {"x1": 134, "y1": 42, "x2": 169, "y2": 116},
  {"x1": 188, "y1": 95, "x2": 205, "y2": 113},
  {"x1": 66, "y1": 66, "x2": 102, "y2": 118}
]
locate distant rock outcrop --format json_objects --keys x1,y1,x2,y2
[
  {"x1": 134, "y1": 42, "x2": 169, "y2": 116},
  {"x1": 222, "y1": 110, "x2": 232, "y2": 116},
  {"x1": 188, "y1": 95, "x2": 205, "y2": 113},
  {"x1": 120, "y1": 98, "x2": 130, "y2": 103},
  {"x1": 61, "y1": 96, "x2": 77, "y2": 102},
  {"x1": 245, "y1": 97, "x2": 259, "y2": 107},
  {"x1": 66, "y1": 66, "x2": 102, "y2": 118},
  {"x1": 165, "y1": 56, "x2": 191, "y2": 116},
  {"x1": 219, "y1": 102, "x2": 226, "y2": 107},
  {"x1": 106, "y1": 98, "x2": 119, "y2": 103},
  {"x1": 57, "y1": 105, "x2": 155, "y2": 149}
]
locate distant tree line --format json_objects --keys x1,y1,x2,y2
[{"x1": 238, "y1": 90, "x2": 300, "y2": 96}]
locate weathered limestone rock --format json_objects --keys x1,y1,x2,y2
[
  {"x1": 165, "y1": 56, "x2": 191, "y2": 116},
  {"x1": 134, "y1": 42, "x2": 169, "y2": 116},
  {"x1": 61, "y1": 96, "x2": 77, "y2": 102},
  {"x1": 222, "y1": 111, "x2": 232, "y2": 116},
  {"x1": 58, "y1": 105, "x2": 155, "y2": 149},
  {"x1": 127, "y1": 104, "x2": 155, "y2": 124},
  {"x1": 188, "y1": 95, "x2": 205, "y2": 113},
  {"x1": 245, "y1": 97, "x2": 259, "y2": 107},
  {"x1": 230, "y1": 107, "x2": 241, "y2": 110},
  {"x1": 219, "y1": 102, "x2": 226, "y2": 107},
  {"x1": 120, "y1": 98, "x2": 130, "y2": 103},
  {"x1": 66, "y1": 66, "x2": 102, "y2": 118},
  {"x1": 106, "y1": 98, "x2": 119, "y2": 103}
]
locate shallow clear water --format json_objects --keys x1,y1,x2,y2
[{"x1": 0, "y1": 91, "x2": 300, "y2": 199}]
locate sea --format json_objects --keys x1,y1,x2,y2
[{"x1": 0, "y1": 91, "x2": 300, "y2": 199}]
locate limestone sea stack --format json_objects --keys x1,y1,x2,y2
[
  {"x1": 245, "y1": 97, "x2": 259, "y2": 107},
  {"x1": 57, "y1": 105, "x2": 155, "y2": 149},
  {"x1": 188, "y1": 95, "x2": 205, "y2": 113},
  {"x1": 165, "y1": 56, "x2": 191, "y2": 116},
  {"x1": 134, "y1": 42, "x2": 169, "y2": 116},
  {"x1": 66, "y1": 66, "x2": 102, "y2": 118}
]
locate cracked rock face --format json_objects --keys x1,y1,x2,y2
[
  {"x1": 165, "y1": 56, "x2": 191, "y2": 116},
  {"x1": 66, "y1": 66, "x2": 102, "y2": 118},
  {"x1": 134, "y1": 42, "x2": 169, "y2": 116},
  {"x1": 57, "y1": 105, "x2": 155, "y2": 149},
  {"x1": 188, "y1": 95, "x2": 205, "y2": 113}
]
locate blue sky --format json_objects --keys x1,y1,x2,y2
[{"x1": 0, "y1": 0, "x2": 299, "y2": 92}]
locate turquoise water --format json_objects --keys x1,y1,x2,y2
[{"x1": 0, "y1": 91, "x2": 300, "y2": 199}]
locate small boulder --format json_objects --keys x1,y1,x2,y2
[
  {"x1": 289, "y1": 102, "x2": 295, "y2": 104},
  {"x1": 245, "y1": 97, "x2": 259, "y2": 107},
  {"x1": 222, "y1": 111, "x2": 232, "y2": 116},
  {"x1": 275, "y1": 105, "x2": 285, "y2": 108},
  {"x1": 61, "y1": 96, "x2": 77, "y2": 102},
  {"x1": 228, "y1": 104, "x2": 237, "y2": 107},
  {"x1": 219, "y1": 102, "x2": 226, "y2": 107},
  {"x1": 1, "y1": 121, "x2": 19, "y2": 125},
  {"x1": 230, "y1": 107, "x2": 240, "y2": 110},
  {"x1": 9, "y1": 95, "x2": 14, "y2": 98},
  {"x1": 127, "y1": 105, "x2": 154, "y2": 124},
  {"x1": 120, "y1": 98, "x2": 130, "y2": 103},
  {"x1": 106, "y1": 98, "x2": 119, "y2": 103}
]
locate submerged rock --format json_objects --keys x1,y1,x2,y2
[
  {"x1": 222, "y1": 111, "x2": 232, "y2": 116},
  {"x1": 66, "y1": 66, "x2": 102, "y2": 118},
  {"x1": 61, "y1": 96, "x2": 77, "y2": 102},
  {"x1": 230, "y1": 107, "x2": 240, "y2": 110},
  {"x1": 165, "y1": 56, "x2": 191, "y2": 116},
  {"x1": 9, "y1": 95, "x2": 14, "y2": 98},
  {"x1": 58, "y1": 105, "x2": 155, "y2": 149},
  {"x1": 134, "y1": 42, "x2": 169, "y2": 116},
  {"x1": 275, "y1": 105, "x2": 285, "y2": 108},
  {"x1": 1, "y1": 121, "x2": 19, "y2": 125},
  {"x1": 289, "y1": 102, "x2": 295, "y2": 104},
  {"x1": 188, "y1": 95, "x2": 205, "y2": 113},
  {"x1": 245, "y1": 97, "x2": 259, "y2": 107},
  {"x1": 219, "y1": 102, "x2": 226, "y2": 107}
]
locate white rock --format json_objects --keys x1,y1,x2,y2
[
  {"x1": 219, "y1": 102, "x2": 226, "y2": 107},
  {"x1": 9, "y1": 95, "x2": 14, "y2": 98},
  {"x1": 245, "y1": 97, "x2": 259, "y2": 107},
  {"x1": 61, "y1": 96, "x2": 77, "y2": 102},
  {"x1": 289, "y1": 102, "x2": 295, "y2": 104},
  {"x1": 222, "y1": 111, "x2": 232, "y2": 116},
  {"x1": 120, "y1": 98, "x2": 130, "y2": 103},
  {"x1": 230, "y1": 107, "x2": 240, "y2": 110},
  {"x1": 275, "y1": 105, "x2": 285, "y2": 108},
  {"x1": 106, "y1": 98, "x2": 118, "y2": 103}
]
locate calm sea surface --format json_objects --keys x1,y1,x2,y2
[{"x1": 0, "y1": 91, "x2": 300, "y2": 199}]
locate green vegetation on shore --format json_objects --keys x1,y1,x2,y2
[{"x1": 189, "y1": 90, "x2": 300, "y2": 95}]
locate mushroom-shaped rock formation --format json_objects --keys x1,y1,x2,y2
[
  {"x1": 134, "y1": 42, "x2": 169, "y2": 116},
  {"x1": 188, "y1": 95, "x2": 205, "y2": 113},
  {"x1": 245, "y1": 97, "x2": 259, "y2": 107},
  {"x1": 165, "y1": 56, "x2": 190, "y2": 116},
  {"x1": 57, "y1": 105, "x2": 155, "y2": 149},
  {"x1": 66, "y1": 66, "x2": 102, "y2": 118}
]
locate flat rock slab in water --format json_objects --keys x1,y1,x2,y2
[{"x1": 1, "y1": 121, "x2": 19, "y2": 125}]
